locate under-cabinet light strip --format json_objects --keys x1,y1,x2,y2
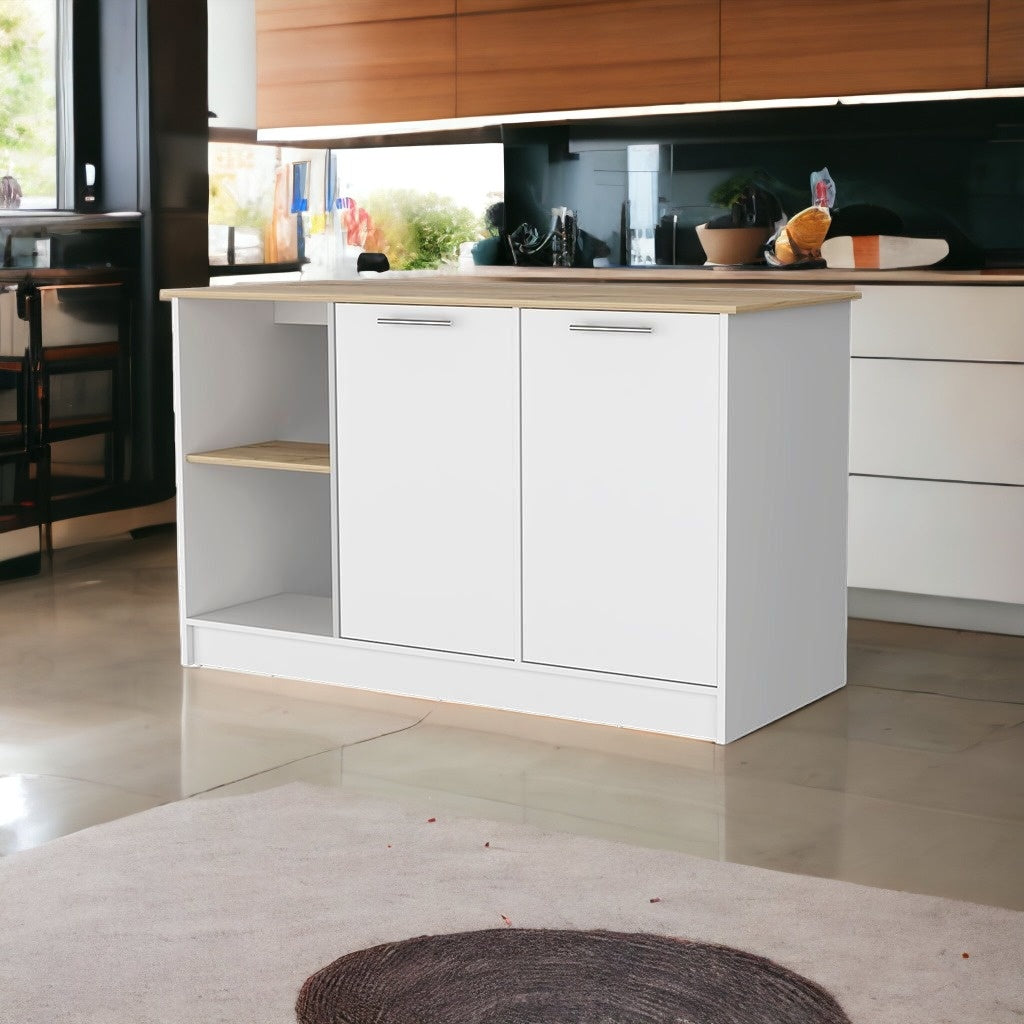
[{"x1": 256, "y1": 86, "x2": 1024, "y2": 144}]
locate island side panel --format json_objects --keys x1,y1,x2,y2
[
  {"x1": 171, "y1": 298, "x2": 189, "y2": 662},
  {"x1": 718, "y1": 302, "x2": 850, "y2": 743}
]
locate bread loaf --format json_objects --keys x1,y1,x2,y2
[
  {"x1": 773, "y1": 228, "x2": 797, "y2": 264},
  {"x1": 786, "y1": 205, "x2": 831, "y2": 252}
]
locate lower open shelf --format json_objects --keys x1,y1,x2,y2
[
  {"x1": 189, "y1": 592, "x2": 333, "y2": 637},
  {"x1": 185, "y1": 440, "x2": 330, "y2": 473}
]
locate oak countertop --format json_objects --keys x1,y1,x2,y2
[
  {"x1": 161, "y1": 277, "x2": 859, "y2": 315},
  {"x1": 466, "y1": 266, "x2": 1024, "y2": 285}
]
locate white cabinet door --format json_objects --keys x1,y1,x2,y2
[
  {"x1": 336, "y1": 303, "x2": 518, "y2": 659},
  {"x1": 520, "y1": 309, "x2": 720, "y2": 684},
  {"x1": 850, "y1": 358, "x2": 1024, "y2": 485}
]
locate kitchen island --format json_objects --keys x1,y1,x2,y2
[{"x1": 163, "y1": 279, "x2": 857, "y2": 743}]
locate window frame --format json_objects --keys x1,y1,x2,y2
[{"x1": 0, "y1": 0, "x2": 73, "y2": 213}]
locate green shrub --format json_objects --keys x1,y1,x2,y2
[{"x1": 364, "y1": 190, "x2": 481, "y2": 270}]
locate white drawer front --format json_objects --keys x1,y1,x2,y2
[
  {"x1": 848, "y1": 476, "x2": 1024, "y2": 603},
  {"x1": 850, "y1": 359, "x2": 1024, "y2": 485},
  {"x1": 852, "y1": 286, "x2": 1024, "y2": 361}
]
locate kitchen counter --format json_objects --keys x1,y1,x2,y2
[
  {"x1": 168, "y1": 283, "x2": 852, "y2": 743},
  {"x1": 162, "y1": 277, "x2": 858, "y2": 313},
  {"x1": 465, "y1": 266, "x2": 1024, "y2": 285}
]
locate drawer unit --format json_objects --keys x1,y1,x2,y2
[
  {"x1": 852, "y1": 286, "x2": 1024, "y2": 361},
  {"x1": 849, "y1": 475, "x2": 1024, "y2": 604},
  {"x1": 850, "y1": 358, "x2": 1024, "y2": 485}
]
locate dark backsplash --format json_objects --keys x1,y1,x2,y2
[{"x1": 502, "y1": 98, "x2": 1024, "y2": 269}]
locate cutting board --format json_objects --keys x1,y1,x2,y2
[{"x1": 821, "y1": 235, "x2": 949, "y2": 269}]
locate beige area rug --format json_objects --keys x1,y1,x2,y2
[{"x1": 0, "y1": 782, "x2": 1020, "y2": 1023}]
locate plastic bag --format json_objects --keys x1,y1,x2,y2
[
  {"x1": 765, "y1": 168, "x2": 836, "y2": 267},
  {"x1": 810, "y1": 167, "x2": 836, "y2": 210}
]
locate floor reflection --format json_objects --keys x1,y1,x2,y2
[{"x1": 2, "y1": 529, "x2": 1023, "y2": 909}]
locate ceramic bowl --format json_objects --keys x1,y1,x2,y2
[{"x1": 695, "y1": 223, "x2": 772, "y2": 266}]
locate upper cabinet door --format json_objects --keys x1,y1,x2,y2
[
  {"x1": 989, "y1": 0, "x2": 1024, "y2": 87},
  {"x1": 256, "y1": 0, "x2": 456, "y2": 128},
  {"x1": 456, "y1": 0, "x2": 719, "y2": 117},
  {"x1": 257, "y1": 1, "x2": 454, "y2": 31},
  {"x1": 721, "y1": 0, "x2": 988, "y2": 101}
]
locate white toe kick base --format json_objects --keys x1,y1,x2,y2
[{"x1": 186, "y1": 621, "x2": 721, "y2": 742}]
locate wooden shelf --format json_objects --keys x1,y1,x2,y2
[{"x1": 186, "y1": 440, "x2": 329, "y2": 474}]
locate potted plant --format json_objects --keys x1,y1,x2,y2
[{"x1": 696, "y1": 173, "x2": 782, "y2": 266}]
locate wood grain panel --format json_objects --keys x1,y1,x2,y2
[
  {"x1": 988, "y1": 0, "x2": 1024, "y2": 87},
  {"x1": 457, "y1": 0, "x2": 718, "y2": 115},
  {"x1": 187, "y1": 440, "x2": 330, "y2": 473},
  {"x1": 163, "y1": 279, "x2": 858, "y2": 314},
  {"x1": 457, "y1": 0, "x2": 594, "y2": 13},
  {"x1": 256, "y1": 0, "x2": 453, "y2": 32},
  {"x1": 721, "y1": 0, "x2": 988, "y2": 101},
  {"x1": 257, "y1": 17, "x2": 455, "y2": 126}
]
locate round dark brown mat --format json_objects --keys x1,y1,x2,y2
[{"x1": 296, "y1": 927, "x2": 852, "y2": 1024}]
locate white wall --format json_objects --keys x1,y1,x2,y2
[{"x1": 208, "y1": 0, "x2": 256, "y2": 130}]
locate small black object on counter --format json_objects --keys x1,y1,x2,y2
[{"x1": 357, "y1": 252, "x2": 390, "y2": 273}]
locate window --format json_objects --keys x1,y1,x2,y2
[
  {"x1": 209, "y1": 142, "x2": 504, "y2": 272},
  {"x1": 0, "y1": 0, "x2": 62, "y2": 210}
]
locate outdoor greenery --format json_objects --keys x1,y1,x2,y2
[
  {"x1": 364, "y1": 189, "x2": 481, "y2": 270},
  {"x1": 209, "y1": 177, "x2": 271, "y2": 232},
  {"x1": 0, "y1": 1, "x2": 56, "y2": 201}
]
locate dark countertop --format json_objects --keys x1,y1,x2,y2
[
  {"x1": 0, "y1": 211, "x2": 142, "y2": 231},
  {"x1": 0, "y1": 267, "x2": 130, "y2": 285}
]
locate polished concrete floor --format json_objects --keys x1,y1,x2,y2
[{"x1": 1, "y1": 529, "x2": 1022, "y2": 910}]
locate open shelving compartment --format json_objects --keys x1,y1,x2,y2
[{"x1": 174, "y1": 297, "x2": 336, "y2": 639}]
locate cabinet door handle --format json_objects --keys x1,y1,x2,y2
[
  {"x1": 376, "y1": 317, "x2": 453, "y2": 328},
  {"x1": 568, "y1": 324, "x2": 653, "y2": 334}
]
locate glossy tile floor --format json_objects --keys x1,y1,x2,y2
[{"x1": 1, "y1": 529, "x2": 1022, "y2": 910}]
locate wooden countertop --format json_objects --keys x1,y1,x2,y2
[
  {"x1": 468, "y1": 266, "x2": 1024, "y2": 285},
  {"x1": 162, "y1": 277, "x2": 858, "y2": 314}
]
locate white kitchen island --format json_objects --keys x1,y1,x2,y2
[{"x1": 164, "y1": 278, "x2": 857, "y2": 743}]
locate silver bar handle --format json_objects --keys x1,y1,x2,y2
[
  {"x1": 376, "y1": 317, "x2": 453, "y2": 327},
  {"x1": 568, "y1": 324, "x2": 653, "y2": 334}
]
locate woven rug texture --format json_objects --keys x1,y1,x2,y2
[
  {"x1": 296, "y1": 928, "x2": 854, "y2": 1024},
  {"x1": 0, "y1": 782, "x2": 1020, "y2": 1023}
]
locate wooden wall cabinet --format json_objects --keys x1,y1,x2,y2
[
  {"x1": 721, "y1": 0, "x2": 989, "y2": 101},
  {"x1": 255, "y1": 0, "x2": 1014, "y2": 130},
  {"x1": 456, "y1": 0, "x2": 719, "y2": 116},
  {"x1": 255, "y1": 0, "x2": 456, "y2": 128},
  {"x1": 988, "y1": 0, "x2": 1024, "y2": 87}
]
